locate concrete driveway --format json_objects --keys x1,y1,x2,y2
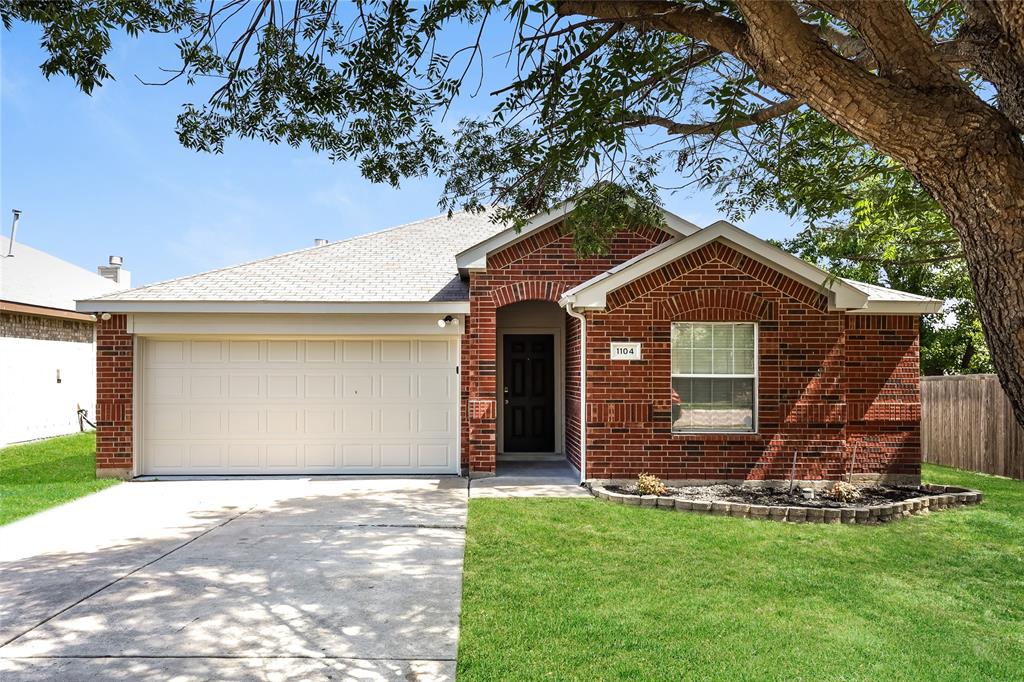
[{"x1": 0, "y1": 477, "x2": 467, "y2": 681}]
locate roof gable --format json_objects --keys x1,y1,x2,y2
[
  {"x1": 560, "y1": 220, "x2": 941, "y2": 314},
  {"x1": 454, "y1": 201, "x2": 699, "y2": 274}
]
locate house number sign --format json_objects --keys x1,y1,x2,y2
[{"x1": 610, "y1": 342, "x2": 642, "y2": 360}]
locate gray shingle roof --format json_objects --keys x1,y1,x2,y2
[
  {"x1": 88, "y1": 211, "x2": 504, "y2": 303},
  {"x1": 1, "y1": 236, "x2": 125, "y2": 311},
  {"x1": 840, "y1": 277, "x2": 941, "y2": 304}
]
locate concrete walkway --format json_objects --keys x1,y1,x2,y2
[
  {"x1": 469, "y1": 460, "x2": 591, "y2": 498},
  {"x1": 0, "y1": 478, "x2": 468, "y2": 681}
]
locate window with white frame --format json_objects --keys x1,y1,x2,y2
[{"x1": 670, "y1": 322, "x2": 756, "y2": 433}]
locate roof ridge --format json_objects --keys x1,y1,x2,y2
[{"x1": 88, "y1": 209, "x2": 477, "y2": 301}]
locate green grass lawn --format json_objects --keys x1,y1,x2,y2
[
  {"x1": 0, "y1": 433, "x2": 119, "y2": 525},
  {"x1": 458, "y1": 465, "x2": 1024, "y2": 681}
]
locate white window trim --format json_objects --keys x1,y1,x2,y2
[{"x1": 670, "y1": 321, "x2": 759, "y2": 435}]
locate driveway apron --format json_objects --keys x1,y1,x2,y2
[{"x1": 0, "y1": 477, "x2": 467, "y2": 681}]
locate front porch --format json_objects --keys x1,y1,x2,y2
[
  {"x1": 465, "y1": 296, "x2": 583, "y2": 479},
  {"x1": 469, "y1": 459, "x2": 588, "y2": 498}
]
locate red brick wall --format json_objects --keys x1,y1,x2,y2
[
  {"x1": 845, "y1": 314, "x2": 922, "y2": 480},
  {"x1": 95, "y1": 314, "x2": 133, "y2": 475},
  {"x1": 582, "y1": 241, "x2": 921, "y2": 482},
  {"x1": 463, "y1": 222, "x2": 670, "y2": 473}
]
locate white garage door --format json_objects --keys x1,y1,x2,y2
[{"x1": 141, "y1": 337, "x2": 459, "y2": 475}]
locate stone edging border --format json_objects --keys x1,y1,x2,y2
[{"x1": 587, "y1": 483, "x2": 983, "y2": 524}]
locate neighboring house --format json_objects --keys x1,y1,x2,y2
[
  {"x1": 77, "y1": 206, "x2": 940, "y2": 483},
  {"x1": 1, "y1": 236, "x2": 129, "y2": 446}
]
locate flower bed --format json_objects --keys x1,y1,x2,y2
[{"x1": 587, "y1": 483, "x2": 983, "y2": 523}]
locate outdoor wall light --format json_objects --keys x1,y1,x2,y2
[{"x1": 437, "y1": 315, "x2": 458, "y2": 328}]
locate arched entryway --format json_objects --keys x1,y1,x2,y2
[{"x1": 495, "y1": 300, "x2": 574, "y2": 476}]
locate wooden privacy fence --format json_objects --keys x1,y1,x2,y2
[{"x1": 921, "y1": 374, "x2": 1024, "y2": 480}]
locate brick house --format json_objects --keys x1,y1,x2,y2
[
  {"x1": 78, "y1": 205, "x2": 939, "y2": 483},
  {"x1": 1, "y1": 234, "x2": 129, "y2": 446}
]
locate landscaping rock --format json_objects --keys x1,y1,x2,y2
[
  {"x1": 711, "y1": 501, "x2": 731, "y2": 516},
  {"x1": 587, "y1": 483, "x2": 982, "y2": 524}
]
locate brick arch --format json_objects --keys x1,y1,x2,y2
[
  {"x1": 490, "y1": 280, "x2": 565, "y2": 308},
  {"x1": 657, "y1": 289, "x2": 776, "y2": 321}
]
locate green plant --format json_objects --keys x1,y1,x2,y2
[{"x1": 637, "y1": 473, "x2": 668, "y2": 496}]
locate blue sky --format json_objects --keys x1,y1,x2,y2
[{"x1": 2, "y1": 18, "x2": 797, "y2": 286}]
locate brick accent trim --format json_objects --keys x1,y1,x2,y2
[
  {"x1": 608, "y1": 242, "x2": 828, "y2": 311},
  {"x1": 657, "y1": 289, "x2": 776, "y2": 321},
  {"x1": 95, "y1": 315, "x2": 133, "y2": 475}
]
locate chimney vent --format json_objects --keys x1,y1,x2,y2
[
  {"x1": 314, "y1": 238, "x2": 328, "y2": 246},
  {"x1": 98, "y1": 255, "x2": 131, "y2": 288}
]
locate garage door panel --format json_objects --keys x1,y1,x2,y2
[
  {"x1": 418, "y1": 443, "x2": 451, "y2": 468},
  {"x1": 228, "y1": 444, "x2": 261, "y2": 467},
  {"x1": 228, "y1": 340, "x2": 260, "y2": 362},
  {"x1": 142, "y1": 337, "x2": 459, "y2": 475},
  {"x1": 342, "y1": 340, "x2": 374, "y2": 363},
  {"x1": 189, "y1": 443, "x2": 224, "y2": 467},
  {"x1": 191, "y1": 340, "x2": 224, "y2": 363},
  {"x1": 305, "y1": 375, "x2": 336, "y2": 398}
]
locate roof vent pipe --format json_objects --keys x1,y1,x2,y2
[
  {"x1": 314, "y1": 238, "x2": 328, "y2": 246},
  {"x1": 6, "y1": 209, "x2": 21, "y2": 257}
]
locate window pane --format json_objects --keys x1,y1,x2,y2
[
  {"x1": 713, "y1": 348, "x2": 733, "y2": 374},
  {"x1": 672, "y1": 377, "x2": 755, "y2": 433},
  {"x1": 671, "y1": 322, "x2": 693, "y2": 349},
  {"x1": 734, "y1": 324, "x2": 755, "y2": 348},
  {"x1": 735, "y1": 349, "x2": 755, "y2": 374},
  {"x1": 692, "y1": 324, "x2": 713, "y2": 348},
  {"x1": 712, "y1": 378, "x2": 734, "y2": 405},
  {"x1": 671, "y1": 346, "x2": 692, "y2": 375},
  {"x1": 713, "y1": 325, "x2": 733, "y2": 349},
  {"x1": 692, "y1": 348, "x2": 713, "y2": 373},
  {"x1": 690, "y1": 377, "x2": 712, "y2": 404}
]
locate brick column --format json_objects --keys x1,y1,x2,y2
[
  {"x1": 95, "y1": 314, "x2": 133, "y2": 479},
  {"x1": 466, "y1": 279, "x2": 497, "y2": 476}
]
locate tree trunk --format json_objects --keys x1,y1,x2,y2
[{"x1": 914, "y1": 118, "x2": 1024, "y2": 427}]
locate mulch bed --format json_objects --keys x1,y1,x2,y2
[{"x1": 604, "y1": 483, "x2": 924, "y2": 509}]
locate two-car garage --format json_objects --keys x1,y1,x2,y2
[{"x1": 138, "y1": 336, "x2": 460, "y2": 476}]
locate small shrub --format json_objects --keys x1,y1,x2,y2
[
  {"x1": 637, "y1": 473, "x2": 668, "y2": 496},
  {"x1": 824, "y1": 480, "x2": 862, "y2": 502}
]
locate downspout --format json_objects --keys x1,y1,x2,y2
[{"x1": 561, "y1": 296, "x2": 587, "y2": 485}]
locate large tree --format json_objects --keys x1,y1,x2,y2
[
  {"x1": 701, "y1": 109, "x2": 992, "y2": 375},
  {"x1": 4, "y1": 0, "x2": 1023, "y2": 424}
]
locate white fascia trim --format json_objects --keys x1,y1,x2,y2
[
  {"x1": 76, "y1": 300, "x2": 471, "y2": 314},
  {"x1": 455, "y1": 202, "x2": 700, "y2": 274},
  {"x1": 561, "y1": 220, "x2": 871, "y2": 311},
  {"x1": 846, "y1": 300, "x2": 943, "y2": 314}
]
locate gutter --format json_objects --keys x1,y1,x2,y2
[{"x1": 561, "y1": 295, "x2": 587, "y2": 485}]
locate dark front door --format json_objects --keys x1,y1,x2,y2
[{"x1": 502, "y1": 334, "x2": 555, "y2": 453}]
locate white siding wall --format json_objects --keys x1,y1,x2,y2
[{"x1": 0, "y1": 337, "x2": 95, "y2": 446}]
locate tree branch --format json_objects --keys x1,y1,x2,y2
[
  {"x1": 620, "y1": 97, "x2": 802, "y2": 136},
  {"x1": 555, "y1": 1, "x2": 748, "y2": 56},
  {"x1": 809, "y1": 0, "x2": 957, "y2": 86}
]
